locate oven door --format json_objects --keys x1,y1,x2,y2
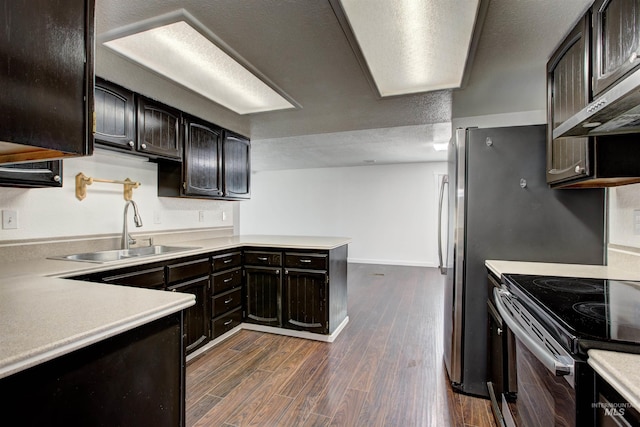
[{"x1": 493, "y1": 288, "x2": 580, "y2": 426}]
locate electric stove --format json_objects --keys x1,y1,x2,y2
[{"x1": 502, "y1": 274, "x2": 640, "y2": 356}]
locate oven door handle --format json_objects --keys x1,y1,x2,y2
[{"x1": 493, "y1": 288, "x2": 573, "y2": 377}]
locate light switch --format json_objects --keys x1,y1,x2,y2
[{"x1": 2, "y1": 210, "x2": 18, "y2": 229}]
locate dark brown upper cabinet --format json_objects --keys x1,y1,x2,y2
[
  {"x1": 94, "y1": 79, "x2": 136, "y2": 152},
  {"x1": 223, "y1": 132, "x2": 251, "y2": 200},
  {"x1": 0, "y1": 161, "x2": 63, "y2": 188},
  {"x1": 183, "y1": 117, "x2": 223, "y2": 197},
  {"x1": 546, "y1": 14, "x2": 591, "y2": 185},
  {"x1": 137, "y1": 97, "x2": 182, "y2": 161},
  {"x1": 0, "y1": 0, "x2": 94, "y2": 164},
  {"x1": 592, "y1": 0, "x2": 640, "y2": 96}
]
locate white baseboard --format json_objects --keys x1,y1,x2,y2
[
  {"x1": 186, "y1": 316, "x2": 350, "y2": 363},
  {"x1": 348, "y1": 258, "x2": 437, "y2": 268}
]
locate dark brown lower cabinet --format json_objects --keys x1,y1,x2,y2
[
  {"x1": 212, "y1": 306, "x2": 243, "y2": 337},
  {"x1": 168, "y1": 276, "x2": 210, "y2": 353},
  {"x1": 245, "y1": 265, "x2": 282, "y2": 327},
  {"x1": 0, "y1": 313, "x2": 185, "y2": 427},
  {"x1": 283, "y1": 268, "x2": 328, "y2": 334}
]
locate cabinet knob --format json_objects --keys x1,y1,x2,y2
[
  {"x1": 128, "y1": 140, "x2": 134, "y2": 147},
  {"x1": 630, "y1": 51, "x2": 640, "y2": 63},
  {"x1": 575, "y1": 165, "x2": 585, "y2": 174},
  {"x1": 497, "y1": 328, "x2": 502, "y2": 336},
  {"x1": 141, "y1": 143, "x2": 147, "y2": 150},
  {"x1": 52, "y1": 175, "x2": 61, "y2": 183}
]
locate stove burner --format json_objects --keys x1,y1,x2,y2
[
  {"x1": 573, "y1": 302, "x2": 607, "y2": 321},
  {"x1": 531, "y1": 277, "x2": 603, "y2": 294}
]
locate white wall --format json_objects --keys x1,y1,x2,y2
[
  {"x1": 240, "y1": 162, "x2": 447, "y2": 266},
  {"x1": 0, "y1": 150, "x2": 236, "y2": 241},
  {"x1": 609, "y1": 183, "x2": 640, "y2": 249}
]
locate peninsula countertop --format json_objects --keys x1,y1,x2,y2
[{"x1": 0, "y1": 234, "x2": 351, "y2": 380}]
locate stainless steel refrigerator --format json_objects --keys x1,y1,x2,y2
[{"x1": 438, "y1": 125, "x2": 605, "y2": 397}]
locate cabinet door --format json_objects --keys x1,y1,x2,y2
[
  {"x1": 245, "y1": 266, "x2": 281, "y2": 326},
  {"x1": 168, "y1": 276, "x2": 210, "y2": 353},
  {"x1": 137, "y1": 97, "x2": 182, "y2": 160},
  {"x1": 593, "y1": 0, "x2": 640, "y2": 96},
  {"x1": 184, "y1": 119, "x2": 223, "y2": 197},
  {"x1": 283, "y1": 269, "x2": 327, "y2": 334},
  {"x1": 546, "y1": 14, "x2": 592, "y2": 185},
  {"x1": 0, "y1": 0, "x2": 94, "y2": 163},
  {"x1": 0, "y1": 161, "x2": 62, "y2": 188},
  {"x1": 223, "y1": 132, "x2": 251, "y2": 199},
  {"x1": 94, "y1": 79, "x2": 136, "y2": 150}
]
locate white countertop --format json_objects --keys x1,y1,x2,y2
[
  {"x1": 589, "y1": 350, "x2": 640, "y2": 411},
  {"x1": 485, "y1": 260, "x2": 640, "y2": 281},
  {"x1": 0, "y1": 234, "x2": 350, "y2": 380}
]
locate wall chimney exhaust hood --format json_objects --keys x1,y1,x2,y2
[{"x1": 553, "y1": 66, "x2": 640, "y2": 139}]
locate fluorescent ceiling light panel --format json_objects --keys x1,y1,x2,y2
[
  {"x1": 339, "y1": 0, "x2": 480, "y2": 96},
  {"x1": 103, "y1": 20, "x2": 295, "y2": 115}
]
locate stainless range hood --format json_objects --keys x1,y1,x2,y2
[{"x1": 553, "y1": 66, "x2": 640, "y2": 138}]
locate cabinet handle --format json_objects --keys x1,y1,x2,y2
[
  {"x1": 223, "y1": 258, "x2": 233, "y2": 263},
  {"x1": 497, "y1": 328, "x2": 502, "y2": 336},
  {"x1": 223, "y1": 319, "x2": 233, "y2": 326},
  {"x1": 223, "y1": 277, "x2": 233, "y2": 283},
  {"x1": 224, "y1": 298, "x2": 233, "y2": 304},
  {"x1": 141, "y1": 143, "x2": 147, "y2": 149},
  {"x1": 630, "y1": 51, "x2": 640, "y2": 63},
  {"x1": 300, "y1": 259, "x2": 312, "y2": 263},
  {"x1": 574, "y1": 165, "x2": 585, "y2": 174},
  {"x1": 276, "y1": 269, "x2": 281, "y2": 275},
  {"x1": 128, "y1": 140, "x2": 134, "y2": 147},
  {"x1": 257, "y1": 257, "x2": 268, "y2": 261},
  {"x1": 53, "y1": 175, "x2": 61, "y2": 183}
]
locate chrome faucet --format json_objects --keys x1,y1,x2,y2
[{"x1": 122, "y1": 200, "x2": 143, "y2": 249}]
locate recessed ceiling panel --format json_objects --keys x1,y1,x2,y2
[
  {"x1": 103, "y1": 20, "x2": 295, "y2": 115},
  {"x1": 339, "y1": 0, "x2": 480, "y2": 96}
]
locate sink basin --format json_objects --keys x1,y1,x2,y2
[{"x1": 50, "y1": 246, "x2": 200, "y2": 264}]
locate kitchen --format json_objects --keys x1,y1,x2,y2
[{"x1": 2, "y1": 0, "x2": 640, "y2": 426}]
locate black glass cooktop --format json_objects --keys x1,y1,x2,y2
[{"x1": 503, "y1": 274, "x2": 640, "y2": 354}]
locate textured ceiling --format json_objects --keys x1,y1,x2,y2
[{"x1": 95, "y1": 0, "x2": 592, "y2": 171}]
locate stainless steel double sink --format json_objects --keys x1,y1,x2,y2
[{"x1": 50, "y1": 245, "x2": 200, "y2": 264}]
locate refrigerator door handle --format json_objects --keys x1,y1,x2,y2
[{"x1": 438, "y1": 175, "x2": 449, "y2": 275}]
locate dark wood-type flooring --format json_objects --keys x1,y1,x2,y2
[{"x1": 186, "y1": 264, "x2": 496, "y2": 427}]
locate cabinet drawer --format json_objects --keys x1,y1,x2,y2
[
  {"x1": 212, "y1": 287, "x2": 242, "y2": 318},
  {"x1": 285, "y1": 252, "x2": 327, "y2": 270},
  {"x1": 166, "y1": 258, "x2": 210, "y2": 284},
  {"x1": 212, "y1": 251, "x2": 242, "y2": 271},
  {"x1": 102, "y1": 266, "x2": 165, "y2": 290},
  {"x1": 244, "y1": 251, "x2": 281, "y2": 266},
  {"x1": 212, "y1": 306, "x2": 242, "y2": 338},
  {"x1": 212, "y1": 267, "x2": 242, "y2": 294}
]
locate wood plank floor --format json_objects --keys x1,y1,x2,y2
[{"x1": 186, "y1": 264, "x2": 496, "y2": 427}]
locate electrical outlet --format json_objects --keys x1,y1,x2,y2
[
  {"x1": 222, "y1": 211, "x2": 227, "y2": 221},
  {"x1": 153, "y1": 210, "x2": 162, "y2": 224},
  {"x1": 2, "y1": 210, "x2": 18, "y2": 229}
]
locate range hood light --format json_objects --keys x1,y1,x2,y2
[{"x1": 583, "y1": 122, "x2": 602, "y2": 128}]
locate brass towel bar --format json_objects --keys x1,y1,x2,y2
[{"x1": 75, "y1": 172, "x2": 141, "y2": 201}]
